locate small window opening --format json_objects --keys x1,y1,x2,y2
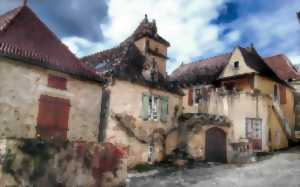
[{"x1": 234, "y1": 61, "x2": 239, "y2": 69}]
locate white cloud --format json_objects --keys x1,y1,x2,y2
[
  {"x1": 63, "y1": 0, "x2": 299, "y2": 74},
  {"x1": 63, "y1": 0, "x2": 230, "y2": 72},
  {"x1": 81, "y1": 0, "x2": 229, "y2": 73},
  {"x1": 227, "y1": 1, "x2": 300, "y2": 64},
  {"x1": 62, "y1": 36, "x2": 114, "y2": 58}
]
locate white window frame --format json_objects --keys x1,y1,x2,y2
[
  {"x1": 148, "y1": 143, "x2": 155, "y2": 163},
  {"x1": 149, "y1": 95, "x2": 160, "y2": 121},
  {"x1": 246, "y1": 118, "x2": 262, "y2": 139},
  {"x1": 193, "y1": 86, "x2": 202, "y2": 105}
]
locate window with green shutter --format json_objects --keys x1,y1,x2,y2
[
  {"x1": 160, "y1": 96, "x2": 169, "y2": 122},
  {"x1": 140, "y1": 93, "x2": 150, "y2": 120}
]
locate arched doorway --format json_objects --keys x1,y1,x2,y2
[{"x1": 205, "y1": 127, "x2": 227, "y2": 163}]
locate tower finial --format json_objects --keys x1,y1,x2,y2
[{"x1": 22, "y1": 0, "x2": 28, "y2": 6}]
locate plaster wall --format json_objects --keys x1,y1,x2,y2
[
  {"x1": 219, "y1": 48, "x2": 256, "y2": 79},
  {"x1": 0, "y1": 58, "x2": 102, "y2": 142},
  {"x1": 135, "y1": 37, "x2": 168, "y2": 75},
  {"x1": 104, "y1": 79, "x2": 181, "y2": 167}
]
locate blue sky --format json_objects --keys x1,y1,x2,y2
[{"x1": 0, "y1": 0, "x2": 299, "y2": 73}]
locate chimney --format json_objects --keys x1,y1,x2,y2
[
  {"x1": 22, "y1": 0, "x2": 28, "y2": 6},
  {"x1": 297, "y1": 12, "x2": 300, "y2": 23}
]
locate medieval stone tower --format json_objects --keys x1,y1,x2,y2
[{"x1": 124, "y1": 15, "x2": 170, "y2": 78}]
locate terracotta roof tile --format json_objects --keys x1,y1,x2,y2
[
  {"x1": 0, "y1": 6, "x2": 104, "y2": 83},
  {"x1": 170, "y1": 53, "x2": 231, "y2": 85},
  {"x1": 264, "y1": 54, "x2": 300, "y2": 81}
]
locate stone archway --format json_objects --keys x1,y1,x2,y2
[{"x1": 205, "y1": 127, "x2": 227, "y2": 163}]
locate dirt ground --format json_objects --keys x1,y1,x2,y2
[{"x1": 127, "y1": 146, "x2": 300, "y2": 187}]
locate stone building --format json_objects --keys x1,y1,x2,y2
[
  {"x1": 171, "y1": 46, "x2": 300, "y2": 162},
  {"x1": 82, "y1": 15, "x2": 183, "y2": 167},
  {"x1": 0, "y1": 5, "x2": 106, "y2": 142},
  {"x1": 0, "y1": 5, "x2": 129, "y2": 187}
]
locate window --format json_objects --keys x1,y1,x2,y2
[
  {"x1": 149, "y1": 95, "x2": 160, "y2": 121},
  {"x1": 148, "y1": 143, "x2": 155, "y2": 163},
  {"x1": 48, "y1": 75, "x2": 67, "y2": 90},
  {"x1": 140, "y1": 94, "x2": 169, "y2": 122},
  {"x1": 245, "y1": 118, "x2": 262, "y2": 150},
  {"x1": 37, "y1": 95, "x2": 70, "y2": 140},
  {"x1": 234, "y1": 61, "x2": 239, "y2": 69},
  {"x1": 273, "y1": 84, "x2": 279, "y2": 103},
  {"x1": 194, "y1": 87, "x2": 202, "y2": 104}
]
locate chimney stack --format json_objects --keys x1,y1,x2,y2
[{"x1": 22, "y1": 0, "x2": 28, "y2": 6}]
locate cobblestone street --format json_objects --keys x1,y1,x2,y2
[{"x1": 128, "y1": 146, "x2": 300, "y2": 187}]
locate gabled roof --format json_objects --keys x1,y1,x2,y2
[
  {"x1": 82, "y1": 16, "x2": 182, "y2": 94},
  {"x1": 169, "y1": 53, "x2": 231, "y2": 85},
  {"x1": 0, "y1": 6, "x2": 104, "y2": 83},
  {"x1": 122, "y1": 15, "x2": 170, "y2": 47},
  {"x1": 170, "y1": 46, "x2": 292, "y2": 86},
  {"x1": 82, "y1": 43, "x2": 145, "y2": 81},
  {"x1": 82, "y1": 43, "x2": 182, "y2": 94},
  {"x1": 264, "y1": 54, "x2": 300, "y2": 81},
  {"x1": 238, "y1": 46, "x2": 281, "y2": 82}
]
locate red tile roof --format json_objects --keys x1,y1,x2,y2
[
  {"x1": 170, "y1": 47, "x2": 296, "y2": 85},
  {"x1": 0, "y1": 6, "x2": 104, "y2": 83},
  {"x1": 264, "y1": 54, "x2": 300, "y2": 81},
  {"x1": 170, "y1": 53, "x2": 231, "y2": 85}
]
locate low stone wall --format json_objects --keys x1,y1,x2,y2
[{"x1": 0, "y1": 138, "x2": 127, "y2": 187}]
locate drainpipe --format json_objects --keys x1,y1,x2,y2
[{"x1": 98, "y1": 86, "x2": 111, "y2": 143}]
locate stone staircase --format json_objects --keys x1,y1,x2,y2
[
  {"x1": 272, "y1": 101, "x2": 295, "y2": 141},
  {"x1": 294, "y1": 92, "x2": 300, "y2": 139}
]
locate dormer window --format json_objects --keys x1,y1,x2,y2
[{"x1": 234, "y1": 61, "x2": 239, "y2": 69}]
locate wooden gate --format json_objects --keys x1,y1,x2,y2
[{"x1": 205, "y1": 127, "x2": 227, "y2": 163}]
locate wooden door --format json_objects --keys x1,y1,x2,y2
[
  {"x1": 205, "y1": 127, "x2": 227, "y2": 163},
  {"x1": 37, "y1": 95, "x2": 70, "y2": 140}
]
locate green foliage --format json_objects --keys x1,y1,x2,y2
[
  {"x1": 18, "y1": 138, "x2": 53, "y2": 182},
  {"x1": 133, "y1": 164, "x2": 155, "y2": 172},
  {"x1": 2, "y1": 149, "x2": 16, "y2": 174},
  {"x1": 18, "y1": 139, "x2": 51, "y2": 160}
]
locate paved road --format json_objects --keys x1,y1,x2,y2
[{"x1": 128, "y1": 146, "x2": 300, "y2": 187}]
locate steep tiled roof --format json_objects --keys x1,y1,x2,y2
[
  {"x1": 82, "y1": 42, "x2": 182, "y2": 94},
  {"x1": 170, "y1": 53, "x2": 231, "y2": 85},
  {"x1": 82, "y1": 43, "x2": 145, "y2": 80},
  {"x1": 170, "y1": 47, "x2": 292, "y2": 86},
  {"x1": 264, "y1": 54, "x2": 300, "y2": 81},
  {"x1": 0, "y1": 6, "x2": 104, "y2": 83},
  {"x1": 122, "y1": 15, "x2": 170, "y2": 47}
]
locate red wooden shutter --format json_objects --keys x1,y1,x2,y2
[
  {"x1": 188, "y1": 88, "x2": 193, "y2": 106},
  {"x1": 37, "y1": 95, "x2": 70, "y2": 140},
  {"x1": 48, "y1": 75, "x2": 67, "y2": 90},
  {"x1": 279, "y1": 85, "x2": 287, "y2": 105}
]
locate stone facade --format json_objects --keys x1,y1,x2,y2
[
  {"x1": 0, "y1": 139, "x2": 127, "y2": 187},
  {"x1": 102, "y1": 80, "x2": 182, "y2": 168},
  {"x1": 0, "y1": 57, "x2": 102, "y2": 142}
]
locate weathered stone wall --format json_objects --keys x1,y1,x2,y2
[
  {"x1": 0, "y1": 58, "x2": 102, "y2": 142},
  {"x1": 186, "y1": 125, "x2": 232, "y2": 161},
  {"x1": 104, "y1": 80, "x2": 182, "y2": 167},
  {"x1": 219, "y1": 47, "x2": 256, "y2": 79},
  {"x1": 183, "y1": 91, "x2": 270, "y2": 152},
  {"x1": 0, "y1": 138, "x2": 127, "y2": 187},
  {"x1": 135, "y1": 37, "x2": 168, "y2": 76}
]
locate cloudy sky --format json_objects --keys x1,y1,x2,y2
[{"x1": 0, "y1": 0, "x2": 299, "y2": 73}]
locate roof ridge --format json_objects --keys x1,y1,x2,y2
[
  {"x1": 81, "y1": 43, "x2": 131, "y2": 60},
  {"x1": 189, "y1": 52, "x2": 231, "y2": 65},
  {"x1": 0, "y1": 6, "x2": 24, "y2": 32}
]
